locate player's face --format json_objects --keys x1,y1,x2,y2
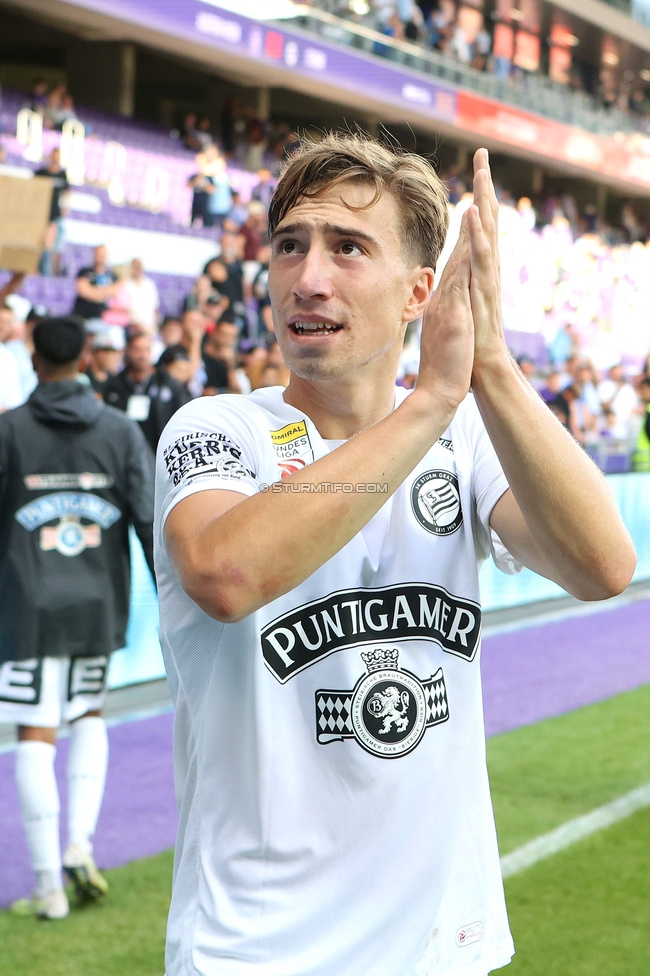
[{"x1": 268, "y1": 182, "x2": 427, "y2": 385}]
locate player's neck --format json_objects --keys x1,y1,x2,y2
[{"x1": 283, "y1": 371, "x2": 398, "y2": 440}]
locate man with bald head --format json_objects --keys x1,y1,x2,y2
[{"x1": 71, "y1": 245, "x2": 119, "y2": 322}]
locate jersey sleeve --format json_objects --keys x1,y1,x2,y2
[{"x1": 154, "y1": 396, "x2": 265, "y2": 546}]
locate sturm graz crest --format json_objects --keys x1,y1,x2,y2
[
  {"x1": 411, "y1": 470, "x2": 463, "y2": 535},
  {"x1": 315, "y1": 648, "x2": 449, "y2": 758}
]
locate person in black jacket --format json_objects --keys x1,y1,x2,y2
[
  {"x1": 0, "y1": 316, "x2": 155, "y2": 920},
  {"x1": 103, "y1": 331, "x2": 192, "y2": 451}
]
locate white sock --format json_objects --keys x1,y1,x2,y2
[
  {"x1": 67, "y1": 716, "x2": 108, "y2": 855},
  {"x1": 15, "y1": 740, "x2": 62, "y2": 893}
]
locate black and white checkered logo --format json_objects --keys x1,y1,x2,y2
[{"x1": 315, "y1": 648, "x2": 449, "y2": 758}]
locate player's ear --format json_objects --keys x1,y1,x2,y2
[{"x1": 403, "y1": 266, "x2": 434, "y2": 324}]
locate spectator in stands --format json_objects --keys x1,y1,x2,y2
[
  {"x1": 85, "y1": 328, "x2": 125, "y2": 397},
  {"x1": 71, "y1": 245, "x2": 119, "y2": 324},
  {"x1": 42, "y1": 83, "x2": 65, "y2": 129},
  {"x1": 29, "y1": 79, "x2": 49, "y2": 113},
  {"x1": 251, "y1": 245, "x2": 273, "y2": 340},
  {"x1": 233, "y1": 342, "x2": 267, "y2": 394},
  {"x1": 202, "y1": 318, "x2": 242, "y2": 395},
  {"x1": 196, "y1": 116, "x2": 214, "y2": 150},
  {"x1": 5, "y1": 305, "x2": 39, "y2": 404},
  {"x1": 0, "y1": 315, "x2": 154, "y2": 921},
  {"x1": 184, "y1": 262, "x2": 229, "y2": 320},
  {"x1": 0, "y1": 305, "x2": 23, "y2": 412},
  {"x1": 242, "y1": 120, "x2": 269, "y2": 173},
  {"x1": 0, "y1": 272, "x2": 26, "y2": 309},
  {"x1": 450, "y1": 20, "x2": 472, "y2": 63},
  {"x1": 631, "y1": 375, "x2": 650, "y2": 471},
  {"x1": 159, "y1": 317, "x2": 184, "y2": 347},
  {"x1": 539, "y1": 369, "x2": 569, "y2": 408},
  {"x1": 563, "y1": 382, "x2": 598, "y2": 448},
  {"x1": 43, "y1": 85, "x2": 77, "y2": 131},
  {"x1": 179, "y1": 113, "x2": 203, "y2": 152},
  {"x1": 123, "y1": 258, "x2": 161, "y2": 333},
  {"x1": 34, "y1": 148, "x2": 70, "y2": 277},
  {"x1": 240, "y1": 201, "x2": 268, "y2": 266},
  {"x1": 516, "y1": 196, "x2": 537, "y2": 233},
  {"x1": 180, "y1": 309, "x2": 209, "y2": 396},
  {"x1": 157, "y1": 344, "x2": 194, "y2": 394},
  {"x1": 220, "y1": 96, "x2": 240, "y2": 158},
  {"x1": 101, "y1": 265, "x2": 131, "y2": 328},
  {"x1": 60, "y1": 93, "x2": 79, "y2": 127},
  {"x1": 103, "y1": 332, "x2": 191, "y2": 451},
  {"x1": 275, "y1": 124, "x2": 301, "y2": 163},
  {"x1": 227, "y1": 191, "x2": 250, "y2": 229},
  {"x1": 202, "y1": 254, "x2": 246, "y2": 332},
  {"x1": 515, "y1": 354, "x2": 537, "y2": 387},
  {"x1": 206, "y1": 292, "x2": 232, "y2": 330},
  {"x1": 443, "y1": 163, "x2": 468, "y2": 205},
  {"x1": 575, "y1": 361, "x2": 602, "y2": 422},
  {"x1": 426, "y1": 0, "x2": 455, "y2": 52},
  {"x1": 549, "y1": 322, "x2": 580, "y2": 367},
  {"x1": 471, "y1": 24, "x2": 491, "y2": 71},
  {"x1": 151, "y1": 316, "x2": 183, "y2": 364},
  {"x1": 205, "y1": 150, "x2": 234, "y2": 229},
  {"x1": 187, "y1": 153, "x2": 215, "y2": 227},
  {"x1": 598, "y1": 363, "x2": 640, "y2": 444},
  {"x1": 251, "y1": 167, "x2": 277, "y2": 211},
  {"x1": 257, "y1": 362, "x2": 283, "y2": 387},
  {"x1": 397, "y1": 0, "x2": 424, "y2": 40},
  {"x1": 187, "y1": 147, "x2": 233, "y2": 229}
]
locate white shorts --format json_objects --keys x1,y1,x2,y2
[{"x1": 0, "y1": 655, "x2": 110, "y2": 728}]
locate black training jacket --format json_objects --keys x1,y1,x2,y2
[{"x1": 0, "y1": 379, "x2": 155, "y2": 663}]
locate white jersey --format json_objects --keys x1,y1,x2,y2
[{"x1": 154, "y1": 386, "x2": 519, "y2": 976}]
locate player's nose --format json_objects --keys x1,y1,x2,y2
[{"x1": 291, "y1": 246, "x2": 334, "y2": 301}]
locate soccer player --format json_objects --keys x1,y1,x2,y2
[
  {"x1": 0, "y1": 316, "x2": 155, "y2": 919},
  {"x1": 154, "y1": 134, "x2": 635, "y2": 975}
]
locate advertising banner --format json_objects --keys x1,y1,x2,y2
[
  {"x1": 456, "y1": 91, "x2": 650, "y2": 190},
  {"x1": 57, "y1": 0, "x2": 457, "y2": 124}
]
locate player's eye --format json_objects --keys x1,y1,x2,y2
[
  {"x1": 276, "y1": 239, "x2": 299, "y2": 255},
  {"x1": 339, "y1": 241, "x2": 362, "y2": 256}
]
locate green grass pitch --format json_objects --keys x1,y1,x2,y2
[{"x1": 1, "y1": 683, "x2": 649, "y2": 975}]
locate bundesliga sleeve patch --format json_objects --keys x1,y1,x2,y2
[{"x1": 163, "y1": 432, "x2": 256, "y2": 486}]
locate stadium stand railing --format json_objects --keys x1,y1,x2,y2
[{"x1": 278, "y1": 6, "x2": 649, "y2": 141}]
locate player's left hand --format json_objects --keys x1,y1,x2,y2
[{"x1": 466, "y1": 149, "x2": 507, "y2": 374}]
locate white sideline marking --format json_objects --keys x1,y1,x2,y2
[{"x1": 501, "y1": 782, "x2": 650, "y2": 878}]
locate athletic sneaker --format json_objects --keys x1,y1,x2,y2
[
  {"x1": 10, "y1": 888, "x2": 69, "y2": 920},
  {"x1": 62, "y1": 843, "x2": 108, "y2": 901}
]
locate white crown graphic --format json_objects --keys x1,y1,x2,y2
[{"x1": 360, "y1": 647, "x2": 399, "y2": 672}]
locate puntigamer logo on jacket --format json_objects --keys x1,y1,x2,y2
[
  {"x1": 261, "y1": 582, "x2": 481, "y2": 682},
  {"x1": 15, "y1": 492, "x2": 120, "y2": 557}
]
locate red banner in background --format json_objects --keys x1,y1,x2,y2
[{"x1": 455, "y1": 91, "x2": 650, "y2": 191}]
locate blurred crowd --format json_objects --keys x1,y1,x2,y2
[
  {"x1": 2, "y1": 80, "x2": 650, "y2": 472},
  {"x1": 177, "y1": 101, "x2": 300, "y2": 175},
  {"x1": 2, "y1": 206, "x2": 649, "y2": 471},
  {"x1": 0, "y1": 233, "x2": 289, "y2": 457},
  {"x1": 307, "y1": 0, "x2": 650, "y2": 130},
  {"x1": 29, "y1": 80, "x2": 82, "y2": 132}
]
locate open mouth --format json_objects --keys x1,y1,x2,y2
[{"x1": 290, "y1": 321, "x2": 343, "y2": 336}]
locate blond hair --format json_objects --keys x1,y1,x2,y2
[{"x1": 268, "y1": 132, "x2": 449, "y2": 269}]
